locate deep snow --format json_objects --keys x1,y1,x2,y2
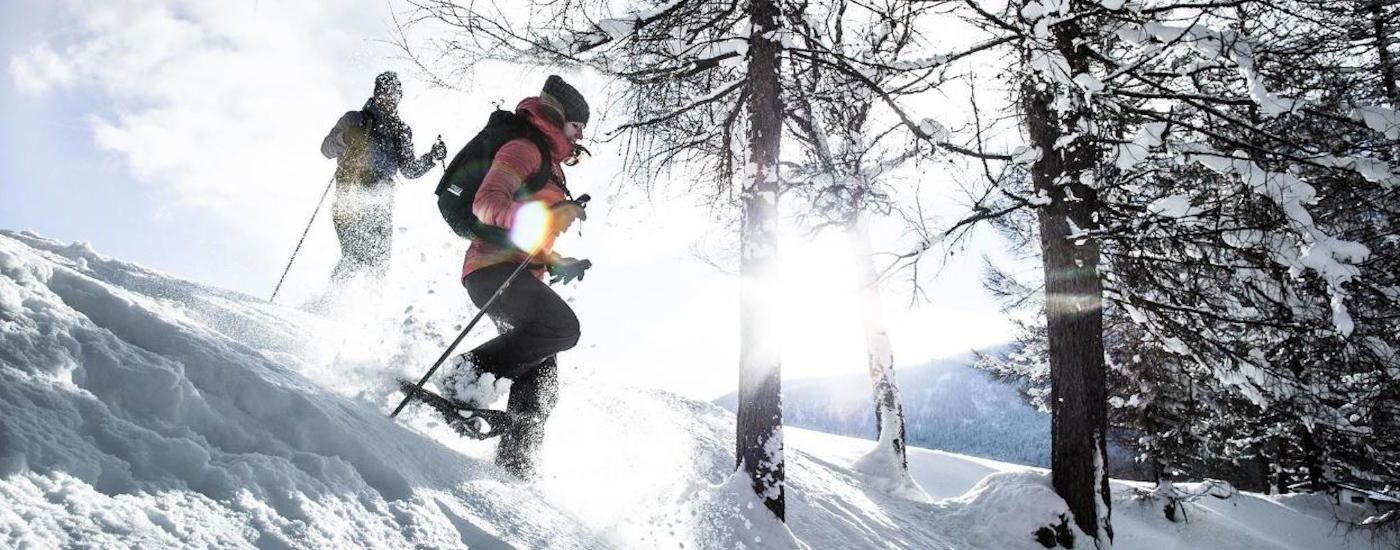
[{"x1": 0, "y1": 230, "x2": 1383, "y2": 549}]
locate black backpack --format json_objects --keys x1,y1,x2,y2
[{"x1": 435, "y1": 110, "x2": 553, "y2": 245}]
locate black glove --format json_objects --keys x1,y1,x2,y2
[
  {"x1": 548, "y1": 257, "x2": 592, "y2": 285},
  {"x1": 430, "y1": 136, "x2": 448, "y2": 161}
]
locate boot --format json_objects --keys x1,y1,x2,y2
[{"x1": 496, "y1": 357, "x2": 559, "y2": 479}]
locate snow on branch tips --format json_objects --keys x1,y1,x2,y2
[
  {"x1": 1352, "y1": 106, "x2": 1400, "y2": 140},
  {"x1": 1111, "y1": 122, "x2": 1166, "y2": 171},
  {"x1": 1116, "y1": 20, "x2": 1302, "y2": 116},
  {"x1": 1180, "y1": 146, "x2": 1370, "y2": 336}
]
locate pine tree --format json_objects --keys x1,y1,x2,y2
[{"x1": 952, "y1": 0, "x2": 1400, "y2": 542}]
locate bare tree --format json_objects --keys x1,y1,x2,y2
[
  {"x1": 782, "y1": 0, "x2": 937, "y2": 488},
  {"x1": 736, "y1": 0, "x2": 788, "y2": 519}
]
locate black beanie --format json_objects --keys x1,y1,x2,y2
[
  {"x1": 541, "y1": 75, "x2": 590, "y2": 125},
  {"x1": 374, "y1": 71, "x2": 402, "y2": 98}
]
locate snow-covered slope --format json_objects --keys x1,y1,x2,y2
[
  {"x1": 0, "y1": 230, "x2": 1378, "y2": 549},
  {"x1": 0, "y1": 231, "x2": 596, "y2": 548},
  {"x1": 716, "y1": 353, "x2": 1052, "y2": 467},
  {"x1": 721, "y1": 355, "x2": 1146, "y2": 479}
]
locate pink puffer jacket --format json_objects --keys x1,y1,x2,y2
[{"x1": 461, "y1": 97, "x2": 574, "y2": 281}]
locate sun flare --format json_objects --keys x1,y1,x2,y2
[
  {"x1": 509, "y1": 201, "x2": 552, "y2": 253},
  {"x1": 774, "y1": 230, "x2": 868, "y2": 380}
]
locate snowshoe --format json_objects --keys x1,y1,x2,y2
[{"x1": 397, "y1": 378, "x2": 512, "y2": 440}]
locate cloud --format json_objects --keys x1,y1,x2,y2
[
  {"x1": 7, "y1": 0, "x2": 392, "y2": 241},
  {"x1": 9, "y1": 43, "x2": 76, "y2": 95}
]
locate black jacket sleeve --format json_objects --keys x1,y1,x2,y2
[
  {"x1": 395, "y1": 123, "x2": 436, "y2": 179},
  {"x1": 321, "y1": 111, "x2": 361, "y2": 159}
]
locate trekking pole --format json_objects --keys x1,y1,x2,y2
[
  {"x1": 270, "y1": 175, "x2": 335, "y2": 303},
  {"x1": 390, "y1": 252, "x2": 537, "y2": 418}
]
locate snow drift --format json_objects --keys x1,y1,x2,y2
[
  {"x1": 0, "y1": 230, "x2": 1381, "y2": 549},
  {"x1": 0, "y1": 230, "x2": 593, "y2": 548}
]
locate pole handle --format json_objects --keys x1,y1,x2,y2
[{"x1": 437, "y1": 134, "x2": 447, "y2": 171}]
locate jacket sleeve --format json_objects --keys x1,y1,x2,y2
[
  {"x1": 395, "y1": 124, "x2": 437, "y2": 179},
  {"x1": 473, "y1": 139, "x2": 542, "y2": 228},
  {"x1": 320, "y1": 112, "x2": 358, "y2": 159}
]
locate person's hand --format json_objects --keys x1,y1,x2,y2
[
  {"x1": 548, "y1": 257, "x2": 592, "y2": 285},
  {"x1": 549, "y1": 200, "x2": 588, "y2": 235},
  {"x1": 430, "y1": 136, "x2": 448, "y2": 161}
]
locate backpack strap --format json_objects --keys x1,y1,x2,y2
[
  {"x1": 515, "y1": 123, "x2": 556, "y2": 200},
  {"x1": 468, "y1": 119, "x2": 559, "y2": 249}
]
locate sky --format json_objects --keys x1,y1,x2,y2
[{"x1": 1, "y1": 0, "x2": 1020, "y2": 400}]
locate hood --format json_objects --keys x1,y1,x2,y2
[{"x1": 516, "y1": 97, "x2": 574, "y2": 162}]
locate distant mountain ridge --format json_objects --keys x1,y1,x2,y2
[{"x1": 715, "y1": 351, "x2": 1052, "y2": 467}]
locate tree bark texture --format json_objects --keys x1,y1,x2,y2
[
  {"x1": 1371, "y1": 0, "x2": 1398, "y2": 103},
  {"x1": 1022, "y1": 9, "x2": 1113, "y2": 540},
  {"x1": 736, "y1": 0, "x2": 786, "y2": 522}
]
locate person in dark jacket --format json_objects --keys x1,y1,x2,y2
[
  {"x1": 321, "y1": 71, "x2": 447, "y2": 281},
  {"x1": 438, "y1": 75, "x2": 593, "y2": 479}
]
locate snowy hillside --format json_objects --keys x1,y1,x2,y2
[
  {"x1": 0, "y1": 230, "x2": 1380, "y2": 549},
  {"x1": 723, "y1": 355, "x2": 1146, "y2": 478},
  {"x1": 716, "y1": 353, "x2": 1052, "y2": 467}
]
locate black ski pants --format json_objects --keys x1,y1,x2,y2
[
  {"x1": 463, "y1": 262, "x2": 581, "y2": 379},
  {"x1": 330, "y1": 183, "x2": 393, "y2": 281},
  {"x1": 464, "y1": 262, "x2": 580, "y2": 479}
]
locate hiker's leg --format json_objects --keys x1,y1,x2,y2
[
  {"x1": 362, "y1": 195, "x2": 393, "y2": 279},
  {"x1": 495, "y1": 356, "x2": 559, "y2": 479},
  {"x1": 439, "y1": 263, "x2": 573, "y2": 400},
  {"x1": 329, "y1": 194, "x2": 364, "y2": 282},
  {"x1": 463, "y1": 265, "x2": 580, "y2": 379}
]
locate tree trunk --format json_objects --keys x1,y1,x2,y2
[
  {"x1": 1300, "y1": 429, "x2": 1327, "y2": 491},
  {"x1": 1022, "y1": 9, "x2": 1113, "y2": 538},
  {"x1": 1034, "y1": 155, "x2": 1113, "y2": 544},
  {"x1": 1371, "y1": 0, "x2": 1398, "y2": 104},
  {"x1": 1229, "y1": 443, "x2": 1270, "y2": 493},
  {"x1": 849, "y1": 215, "x2": 909, "y2": 472},
  {"x1": 1270, "y1": 433, "x2": 1288, "y2": 494},
  {"x1": 736, "y1": 0, "x2": 785, "y2": 521},
  {"x1": 1142, "y1": 403, "x2": 1166, "y2": 484}
]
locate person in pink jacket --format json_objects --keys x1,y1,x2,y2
[{"x1": 439, "y1": 75, "x2": 591, "y2": 478}]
